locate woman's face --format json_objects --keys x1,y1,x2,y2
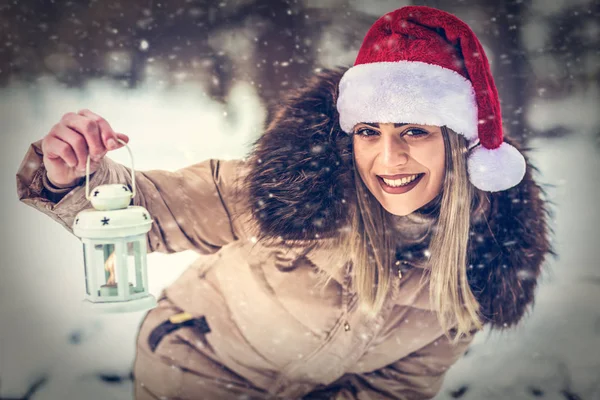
[{"x1": 352, "y1": 122, "x2": 445, "y2": 216}]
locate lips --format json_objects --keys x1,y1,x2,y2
[{"x1": 377, "y1": 173, "x2": 424, "y2": 194}]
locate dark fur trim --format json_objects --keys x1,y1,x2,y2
[
  {"x1": 243, "y1": 68, "x2": 555, "y2": 328},
  {"x1": 465, "y1": 137, "x2": 556, "y2": 329},
  {"x1": 244, "y1": 67, "x2": 354, "y2": 242}
]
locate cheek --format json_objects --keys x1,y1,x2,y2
[
  {"x1": 352, "y1": 142, "x2": 370, "y2": 179},
  {"x1": 431, "y1": 153, "x2": 445, "y2": 183},
  {"x1": 431, "y1": 146, "x2": 446, "y2": 189},
  {"x1": 418, "y1": 140, "x2": 446, "y2": 187},
  {"x1": 353, "y1": 158, "x2": 370, "y2": 187}
]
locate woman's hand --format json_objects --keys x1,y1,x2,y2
[{"x1": 41, "y1": 109, "x2": 129, "y2": 188}]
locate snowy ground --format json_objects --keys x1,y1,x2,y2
[{"x1": 1, "y1": 77, "x2": 599, "y2": 400}]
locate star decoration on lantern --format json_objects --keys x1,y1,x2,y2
[
  {"x1": 101, "y1": 217, "x2": 110, "y2": 225},
  {"x1": 93, "y1": 190, "x2": 100, "y2": 197},
  {"x1": 142, "y1": 213, "x2": 148, "y2": 220}
]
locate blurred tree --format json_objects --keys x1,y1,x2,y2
[{"x1": 1, "y1": 0, "x2": 597, "y2": 139}]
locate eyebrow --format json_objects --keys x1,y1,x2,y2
[{"x1": 359, "y1": 123, "x2": 409, "y2": 128}]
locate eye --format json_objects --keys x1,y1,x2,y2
[
  {"x1": 403, "y1": 128, "x2": 429, "y2": 138},
  {"x1": 354, "y1": 128, "x2": 379, "y2": 138}
]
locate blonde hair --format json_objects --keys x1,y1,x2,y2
[{"x1": 345, "y1": 126, "x2": 487, "y2": 344}]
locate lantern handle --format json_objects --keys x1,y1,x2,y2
[{"x1": 85, "y1": 138, "x2": 136, "y2": 201}]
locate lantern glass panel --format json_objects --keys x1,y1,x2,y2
[
  {"x1": 127, "y1": 241, "x2": 145, "y2": 293},
  {"x1": 94, "y1": 243, "x2": 120, "y2": 297},
  {"x1": 82, "y1": 243, "x2": 90, "y2": 295}
]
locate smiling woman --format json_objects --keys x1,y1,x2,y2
[
  {"x1": 16, "y1": 5, "x2": 553, "y2": 400},
  {"x1": 352, "y1": 123, "x2": 446, "y2": 216},
  {"x1": 347, "y1": 120, "x2": 484, "y2": 345}
]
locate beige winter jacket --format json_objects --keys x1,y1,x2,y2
[{"x1": 17, "y1": 140, "x2": 475, "y2": 400}]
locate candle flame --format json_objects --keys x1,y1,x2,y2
[{"x1": 105, "y1": 252, "x2": 116, "y2": 285}]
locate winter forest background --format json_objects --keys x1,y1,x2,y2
[{"x1": 1, "y1": 0, "x2": 599, "y2": 399}]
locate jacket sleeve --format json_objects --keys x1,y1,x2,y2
[
  {"x1": 16, "y1": 139, "x2": 252, "y2": 255},
  {"x1": 305, "y1": 329, "x2": 476, "y2": 400}
]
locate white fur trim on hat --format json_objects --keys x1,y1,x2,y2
[
  {"x1": 336, "y1": 61, "x2": 478, "y2": 140},
  {"x1": 467, "y1": 142, "x2": 526, "y2": 192}
]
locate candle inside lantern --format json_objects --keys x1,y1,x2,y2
[{"x1": 99, "y1": 251, "x2": 134, "y2": 296}]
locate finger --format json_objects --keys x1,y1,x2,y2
[
  {"x1": 61, "y1": 112, "x2": 106, "y2": 161},
  {"x1": 53, "y1": 124, "x2": 90, "y2": 170},
  {"x1": 114, "y1": 132, "x2": 130, "y2": 149},
  {"x1": 44, "y1": 135, "x2": 78, "y2": 168},
  {"x1": 77, "y1": 109, "x2": 119, "y2": 150}
]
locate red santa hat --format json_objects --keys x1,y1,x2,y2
[{"x1": 336, "y1": 6, "x2": 526, "y2": 192}]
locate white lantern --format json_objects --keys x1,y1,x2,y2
[{"x1": 73, "y1": 139, "x2": 156, "y2": 313}]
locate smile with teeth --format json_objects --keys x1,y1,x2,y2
[{"x1": 381, "y1": 174, "x2": 421, "y2": 187}]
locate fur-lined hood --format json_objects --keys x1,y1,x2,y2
[{"x1": 244, "y1": 67, "x2": 554, "y2": 330}]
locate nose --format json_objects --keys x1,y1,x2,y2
[{"x1": 381, "y1": 134, "x2": 409, "y2": 166}]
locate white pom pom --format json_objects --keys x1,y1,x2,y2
[{"x1": 467, "y1": 142, "x2": 526, "y2": 192}]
